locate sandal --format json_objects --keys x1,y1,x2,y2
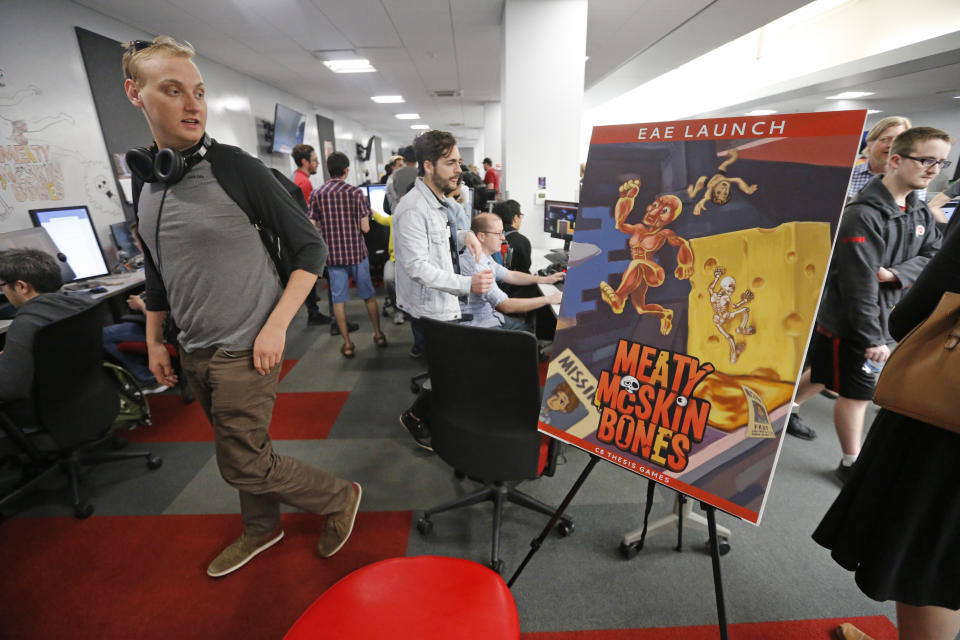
[
  {"x1": 340, "y1": 343, "x2": 356, "y2": 359},
  {"x1": 373, "y1": 333, "x2": 388, "y2": 348}
]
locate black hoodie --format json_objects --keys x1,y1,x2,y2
[{"x1": 816, "y1": 175, "x2": 941, "y2": 348}]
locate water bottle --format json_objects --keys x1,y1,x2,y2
[{"x1": 861, "y1": 359, "x2": 884, "y2": 375}]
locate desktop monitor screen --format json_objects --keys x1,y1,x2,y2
[
  {"x1": 110, "y1": 221, "x2": 141, "y2": 257},
  {"x1": 942, "y1": 199, "x2": 958, "y2": 222},
  {"x1": 270, "y1": 103, "x2": 306, "y2": 155},
  {"x1": 367, "y1": 184, "x2": 387, "y2": 214},
  {"x1": 29, "y1": 205, "x2": 110, "y2": 281},
  {"x1": 0, "y1": 226, "x2": 76, "y2": 284},
  {"x1": 543, "y1": 200, "x2": 578, "y2": 240}
]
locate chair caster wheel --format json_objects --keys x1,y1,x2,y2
[
  {"x1": 718, "y1": 537, "x2": 731, "y2": 556},
  {"x1": 147, "y1": 456, "x2": 163, "y2": 470},
  {"x1": 619, "y1": 540, "x2": 640, "y2": 560},
  {"x1": 556, "y1": 521, "x2": 574, "y2": 537},
  {"x1": 74, "y1": 503, "x2": 94, "y2": 519},
  {"x1": 490, "y1": 560, "x2": 504, "y2": 574},
  {"x1": 416, "y1": 517, "x2": 433, "y2": 536}
]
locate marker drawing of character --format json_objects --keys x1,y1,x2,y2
[
  {"x1": 598, "y1": 179, "x2": 694, "y2": 335},
  {"x1": 539, "y1": 381, "x2": 580, "y2": 425},
  {"x1": 686, "y1": 149, "x2": 758, "y2": 215},
  {"x1": 709, "y1": 266, "x2": 755, "y2": 363}
]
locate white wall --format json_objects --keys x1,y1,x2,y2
[{"x1": 0, "y1": 0, "x2": 386, "y2": 258}]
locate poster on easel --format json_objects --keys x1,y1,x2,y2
[{"x1": 539, "y1": 111, "x2": 867, "y2": 524}]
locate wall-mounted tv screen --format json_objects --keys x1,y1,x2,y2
[
  {"x1": 271, "y1": 103, "x2": 306, "y2": 155},
  {"x1": 29, "y1": 205, "x2": 110, "y2": 281}
]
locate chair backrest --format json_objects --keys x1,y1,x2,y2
[
  {"x1": 32, "y1": 302, "x2": 119, "y2": 448},
  {"x1": 421, "y1": 319, "x2": 543, "y2": 481}
]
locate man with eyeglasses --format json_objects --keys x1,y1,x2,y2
[
  {"x1": 458, "y1": 213, "x2": 564, "y2": 331},
  {"x1": 793, "y1": 126, "x2": 950, "y2": 484}
]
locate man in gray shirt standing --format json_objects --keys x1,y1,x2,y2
[{"x1": 122, "y1": 36, "x2": 360, "y2": 578}]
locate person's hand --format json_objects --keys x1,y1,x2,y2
[
  {"x1": 877, "y1": 267, "x2": 898, "y2": 283},
  {"x1": 147, "y1": 343, "x2": 178, "y2": 386},
  {"x1": 253, "y1": 322, "x2": 286, "y2": 375},
  {"x1": 471, "y1": 270, "x2": 494, "y2": 294},
  {"x1": 464, "y1": 230, "x2": 482, "y2": 259},
  {"x1": 127, "y1": 294, "x2": 146, "y2": 313},
  {"x1": 545, "y1": 271, "x2": 565, "y2": 284},
  {"x1": 864, "y1": 344, "x2": 891, "y2": 363},
  {"x1": 547, "y1": 291, "x2": 563, "y2": 305}
]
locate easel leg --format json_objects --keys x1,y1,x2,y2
[
  {"x1": 507, "y1": 454, "x2": 600, "y2": 587},
  {"x1": 621, "y1": 490, "x2": 732, "y2": 556},
  {"x1": 705, "y1": 503, "x2": 729, "y2": 640}
]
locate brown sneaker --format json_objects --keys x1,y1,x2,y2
[
  {"x1": 317, "y1": 482, "x2": 362, "y2": 558},
  {"x1": 206, "y1": 528, "x2": 284, "y2": 578},
  {"x1": 834, "y1": 623, "x2": 874, "y2": 640}
]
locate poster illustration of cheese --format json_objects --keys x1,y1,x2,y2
[{"x1": 539, "y1": 111, "x2": 866, "y2": 524}]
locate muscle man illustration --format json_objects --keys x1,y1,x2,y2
[
  {"x1": 708, "y1": 266, "x2": 755, "y2": 363},
  {"x1": 686, "y1": 150, "x2": 758, "y2": 215},
  {"x1": 598, "y1": 179, "x2": 694, "y2": 335}
]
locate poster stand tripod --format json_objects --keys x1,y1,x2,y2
[{"x1": 508, "y1": 458, "x2": 732, "y2": 640}]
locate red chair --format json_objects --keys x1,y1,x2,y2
[{"x1": 283, "y1": 556, "x2": 519, "y2": 640}]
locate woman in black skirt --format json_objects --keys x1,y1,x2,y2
[{"x1": 813, "y1": 222, "x2": 960, "y2": 639}]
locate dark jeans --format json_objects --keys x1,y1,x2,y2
[{"x1": 102, "y1": 322, "x2": 152, "y2": 382}]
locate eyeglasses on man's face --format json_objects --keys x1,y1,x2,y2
[
  {"x1": 482, "y1": 229, "x2": 505, "y2": 238},
  {"x1": 900, "y1": 154, "x2": 953, "y2": 170}
]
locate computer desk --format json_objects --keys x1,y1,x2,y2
[
  {"x1": 531, "y1": 247, "x2": 563, "y2": 317},
  {"x1": 0, "y1": 270, "x2": 146, "y2": 335}
]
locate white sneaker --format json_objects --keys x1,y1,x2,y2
[
  {"x1": 393, "y1": 312, "x2": 405, "y2": 325},
  {"x1": 142, "y1": 383, "x2": 169, "y2": 395}
]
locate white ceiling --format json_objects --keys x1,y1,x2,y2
[
  {"x1": 74, "y1": 0, "x2": 814, "y2": 149},
  {"x1": 72, "y1": 0, "x2": 959, "y2": 152}
]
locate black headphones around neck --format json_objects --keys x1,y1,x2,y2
[{"x1": 126, "y1": 133, "x2": 211, "y2": 185}]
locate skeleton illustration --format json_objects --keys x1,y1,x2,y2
[
  {"x1": 709, "y1": 266, "x2": 755, "y2": 363},
  {"x1": 620, "y1": 376, "x2": 640, "y2": 393},
  {"x1": 686, "y1": 149, "x2": 758, "y2": 215}
]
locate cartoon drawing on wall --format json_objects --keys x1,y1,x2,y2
[
  {"x1": 598, "y1": 179, "x2": 694, "y2": 335},
  {"x1": 686, "y1": 149, "x2": 758, "y2": 215},
  {"x1": 0, "y1": 75, "x2": 100, "y2": 222},
  {"x1": 83, "y1": 165, "x2": 117, "y2": 218},
  {"x1": 708, "y1": 266, "x2": 756, "y2": 363}
]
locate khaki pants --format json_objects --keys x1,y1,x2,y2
[{"x1": 181, "y1": 347, "x2": 352, "y2": 536}]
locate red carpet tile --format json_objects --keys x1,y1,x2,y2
[
  {"x1": 0, "y1": 511, "x2": 412, "y2": 640},
  {"x1": 520, "y1": 616, "x2": 896, "y2": 640},
  {"x1": 279, "y1": 358, "x2": 298, "y2": 381},
  {"x1": 126, "y1": 391, "x2": 350, "y2": 442}
]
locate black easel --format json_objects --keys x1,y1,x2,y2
[{"x1": 508, "y1": 461, "x2": 730, "y2": 640}]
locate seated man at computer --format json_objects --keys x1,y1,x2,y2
[
  {"x1": 0, "y1": 249, "x2": 91, "y2": 403},
  {"x1": 459, "y1": 213, "x2": 564, "y2": 331}
]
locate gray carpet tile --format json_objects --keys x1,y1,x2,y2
[{"x1": 1, "y1": 441, "x2": 214, "y2": 518}]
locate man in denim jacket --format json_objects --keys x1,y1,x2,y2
[{"x1": 393, "y1": 130, "x2": 490, "y2": 448}]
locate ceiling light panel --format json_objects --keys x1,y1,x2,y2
[{"x1": 371, "y1": 95, "x2": 405, "y2": 103}]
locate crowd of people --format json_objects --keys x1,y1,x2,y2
[{"x1": 0, "y1": 34, "x2": 958, "y2": 640}]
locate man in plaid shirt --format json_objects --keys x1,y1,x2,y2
[
  {"x1": 847, "y1": 116, "x2": 925, "y2": 202},
  {"x1": 309, "y1": 151, "x2": 387, "y2": 358}
]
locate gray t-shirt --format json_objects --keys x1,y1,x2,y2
[{"x1": 137, "y1": 162, "x2": 284, "y2": 352}]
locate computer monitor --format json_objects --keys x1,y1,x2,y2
[
  {"x1": 110, "y1": 221, "x2": 141, "y2": 258},
  {"x1": 543, "y1": 199, "x2": 578, "y2": 250},
  {"x1": 941, "y1": 199, "x2": 958, "y2": 222},
  {"x1": 29, "y1": 205, "x2": 110, "y2": 282},
  {"x1": 0, "y1": 226, "x2": 76, "y2": 284},
  {"x1": 367, "y1": 184, "x2": 387, "y2": 214}
]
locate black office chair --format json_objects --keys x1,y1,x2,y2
[
  {"x1": 415, "y1": 319, "x2": 573, "y2": 573},
  {"x1": 0, "y1": 303, "x2": 161, "y2": 519}
]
